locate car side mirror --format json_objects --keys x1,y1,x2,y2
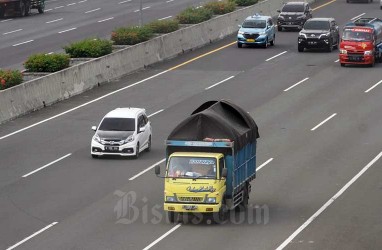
[
  {"x1": 238, "y1": 24, "x2": 241, "y2": 28},
  {"x1": 139, "y1": 126, "x2": 145, "y2": 133},
  {"x1": 221, "y1": 168, "x2": 227, "y2": 178},
  {"x1": 91, "y1": 126, "x2": 97, "y2": 131},
  {"x1": 277, "y1": 9, "x2": 281, "y2": 13},
  {"x1": 154, "y1": 165, "x2": 161, "y2": 176}
]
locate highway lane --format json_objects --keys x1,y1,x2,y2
[
  {"x1": 1, "y1": 0, "x2": 382, "y2": 249},
  {"x1": 0, "y1": 0, "x2": 210, "y2": 69}
]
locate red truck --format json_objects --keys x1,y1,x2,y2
[
  {"x1": 339, "y1": 17, "x2": 382, "y2": 67},
  {"x1": 0, "y1": 0, "x2": 44, "y2": 18}
]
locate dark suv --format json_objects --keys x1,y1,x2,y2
[
  {"x1": 298, "y1": 18, "x2": 340, "y2": 52},
  {"x1": 277, "y1": 2, "x2": 312, "y2": 31}
]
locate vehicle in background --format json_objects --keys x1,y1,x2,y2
[
  {"x1": 91, "y1": 108, "x2": 152, "y2": 159},
  {"x1": 237, "y1": 13, "x2": 275, "y2": 48},
  {"x1": 298, "y1": 18, "x2": 340, "y2": 52},
  {"x1": 155, "y1": 100, "x2": 259, "y2": 223},
  {"x1": 0, "y1": 0, "x2": 45, "y2": 18},
  {"x1": 277, "y1": 2, "x2": 312, "y2": 31},
  {"x1": 380, "y1": 0, "x2": 382, "y2": 9},
  {"x1": 339, "y1": 18, "x2": 382, "y2": 67},
  {"x1": 346, "y1": 0, "x2": 372, "y2": 3}
]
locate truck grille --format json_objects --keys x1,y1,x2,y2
[{"x1": 178, "y1": 197, "x2": 204, "y2": 202}]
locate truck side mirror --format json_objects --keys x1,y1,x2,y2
[
  {"x1": 221, "y1": 168, "x2": 227, "y2": 178},
  {"x1": 154, "y1": 165, "x2": 161, "y2": 176}
]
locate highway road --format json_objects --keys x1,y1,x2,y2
[
  {"x1": 0, "y1": 0, "x2": 212, "y2": 70},
  {"x1": 1, "y1": 0, "x2": 382, "y2": 249}
]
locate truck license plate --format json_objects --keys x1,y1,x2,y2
[{"x1": 182, "y1": 205, "x2": 197, "y2": 211}]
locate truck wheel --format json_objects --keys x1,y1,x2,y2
[
  {"x1": 38, "y1": 1, "x2": 45, "y2": 13},
  {"x1": 298, "y1": 46, "x2": 304, "y2": 52},
  {"x1": 216, "y1": 199, "x2": 228, "y2": 223},
  {"x1": 168, "y1": 211, "x2": 178, "y2": 223}
]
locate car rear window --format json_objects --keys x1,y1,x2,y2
[
  {"x1": 304, "y1": 21, "x2": 330, "y2": 30},
  {"x1": 242, "y1": 20, "x2": 266, "y2": 29},
  {"x1": 99, "y1": 118, "x2": 135, "y2": 131},
  {"x1": 282, "y1": 4, "x2": 304, "y2": 12}
]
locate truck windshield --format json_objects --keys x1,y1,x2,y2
[
  {"x1": 342, "y1": 30, "x2": 373, "y2": 41},
  {"x1": 242, "y1": 20, "x2": 266, "y2": 29},
  {"x1": 167, "y1": 157, "x2": 217, "y2": 179}
]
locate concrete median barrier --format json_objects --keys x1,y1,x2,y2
[{"x1": 0, "y1": 0, "x2": 315, "y2": 124}]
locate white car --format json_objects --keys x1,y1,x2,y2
[{"x1": 91, "y1": 108, "x2": 152, "y2": 158}]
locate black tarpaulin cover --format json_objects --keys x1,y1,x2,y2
[{"x1": 167, "y1": 100, "x2": 259, "y2": 150}]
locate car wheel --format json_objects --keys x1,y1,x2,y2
[
  {"x1": 263, "y1": 39, "x2": 268, "y2": 48},
  {"x1": 277, "y1": 26, "x2": 282, "y2": 32},
  {"x1": 326, "y1": 40, "x2": 333, "y2": 52},
  {"x1": 237, "y1": 43, "x2": 242, "y2": 48},
  {"x1": 270, "y1": 35, "x2": 275, "y2": 46},
  {"x1": 38, "y1": 1, "x2": 45, "y2": 14},
  {"x1": 146, "y1": 136, "x2": 151, "y2": 152},
  {"x1": 134, "y1": 143, "x2": 140, "y2": 159},
  {"x1": 19, "y1": 1, "x2": 26, "y2": 17},
  {"x1": 91, "y1": 154, "x2": 98, "y2": 159},
  {"x1": 24, "y1": 1, "x2": 30, "y2": 16},
  {"x1": 298, "y1": 46, "x2": 304, "y2": 52},
  {"x1": 0, "y1": 8, "x2": 5, "y2": 18}
]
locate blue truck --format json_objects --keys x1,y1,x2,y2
[{"x1": 155, "y1": 100, "x2": 259, "y2": 223}]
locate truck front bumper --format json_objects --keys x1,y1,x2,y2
[{"x1": 164, "y1": 202, "x2": 221, "y2": 213}]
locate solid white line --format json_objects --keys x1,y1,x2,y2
[
  {"x1": 166, "y1": 0, "x2": 174, "y2": 2},
  {"x1": 58, "y1": 27, "x2": 77, "y2": 33},
  {"x1": 365, "y1": 80, "x2": 382, "y2": 93},
  {"x1": 3, "y1": 29, "x2": 22, "y2": 35},
  {"x1": 54, "y1": 5, "x2": 64, "y2": 9},
  {"x1": 129, "y1": 158, "x2": 166, "y2": 181},
  {"x1": 46, "y1": 18, "x2": 63, "y2": 24},
  {"x1": 45, "y1": 8, "x2": 52, "y2": 12},
  {"x1": 22, "y1": 153, "x2": 72, "y2": 178},
  {"x1": 148, "y1": 109, "x2": 164, "y2": 118},
  {"x1": 0, "y1": 70, "x2": 170, "y2": 141},
  {"x1": 276, "y1": 151, "x2": 382, "y2": 250},
  {"x1": 12, "y1": 40, "x2": 34, "y2": 47},
  {"x1": 265, "y1": 51, "x2": 287, "y2": 62},
  {"x1": 257, "y1": 158, "x2": 273, "y2": 171},
  {"x1": 67, "y1": 3, "x2": 76, "y2": 6},
  {"x1": 158, "y1": 16, "x2": 172, "y2": 21},
  {"x1": 284, "y1": 77, "x2": 309, "y2": 92},
  {"x1": 1, "y1": 19, "x2": 13, "y2": 22},
  {"x1": 311, "y1": 113, "x2": 337, "y2": 131},
  {"x1": 78, "y1": 0, "x2": 87, "y2": 3},
  {"x1": 334, "y1": 59, "x2": 339, "y2": 63},
  {"x1": 351, "y1": 13, "x2": 365, "y2": 21},
  {"x1": 98, "y1": 17, "x2": 114, "y2": 23},
  {"x1": 119, "y1": 0, "x2": 131, "y2": 3},
  {"x1": 143, "y1": 224, "x2": 182, "y2": 250},
  {"x1": 6, "y1": 222, "x2": 58, "y2": 250},
  {"x1": 205, "y1": 76, "x2": 235, "y2": 90},
  {"x1": 85, "y1": 8, "x2": 100, "y2": 13}
]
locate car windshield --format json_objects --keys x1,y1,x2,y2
[
  {"x1": 242, "y1": 20, "x2": 266, "y2": 29},
  {"x1": 304, "y1": 21, "x2": 330, "y2": 30},
  {"x1": 282, "y1": 4, "x2": 304, "y2": 12},
  {"x1": 98, "y1": 118, "x2": 135, "y2": 131},
  {"x1": 342, "y1": 30, "x2": 373, "y2": 41},
  {"x1": 167, "y1": 157, "x2": 217, "y2": 179}
]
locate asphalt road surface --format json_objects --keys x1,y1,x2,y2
[
  {"x1": 1, "y1": 0, "x2": 382, "y2": 249},
  {"x1": 0, "y1": 0, "x2": 212, "y2": 70}
]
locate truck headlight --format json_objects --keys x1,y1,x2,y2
[
  {"x1": 364, "y1": 50, "x2": 373, "y2": 55},
  {"x1": 206, "y1": 197, "x2": 216, "y2": 203},
  {"x1": 340, "y1": 49, "x2": 347, "y2": 54},
  {"x1": 166, "y1": 196, "x2": 176, "y2": 202}
]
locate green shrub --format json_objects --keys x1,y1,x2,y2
[
  {"x1": 229, "y1": 0, "x2": 258, "y2": 6},
  {"x1": 0, "y1": 69, "x2": 23, "y2": 90},
  {"x1": 204, "y1": 1, "x2": 236, "y2": 15},
  {"x1": 111, "y1": 26, "x2": 153, "y2": 45},
  {"x1": 146, "y1": 19, "x2": 179, "y2": 33},
  {"x1": 24, "y1": 54, "x2": 70, "y2": 73},
  {"x1": 64, "y1": 38, "x2": 113, "y2": 58},
  {"x1": 176, "y1": 7, "x2": 213, "y2": 24}
]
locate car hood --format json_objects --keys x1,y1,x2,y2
[
  {"x1": 301, "y1": 29, "x2": 329, "y2": 34},
  {"x1": 239, "y1": 28, "x2": 266, "y2": 34},
  {"x1": 97, "y1": 130, "x2": 134, "y2": 140},
  {"x1": 280, "y1": 12, "x2": 304, "y2": 16}
]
